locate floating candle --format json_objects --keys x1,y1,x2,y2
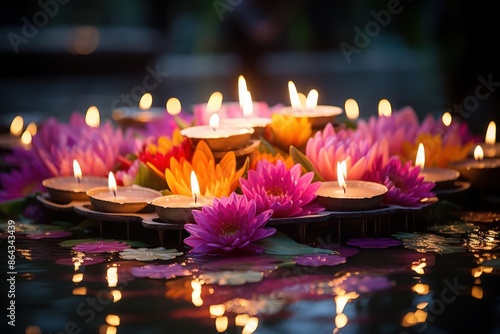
[
  {"x1": 86, "y1": 172, "x2": 162, "y2": 213},
  {"x1": 449, "y1": 145, "x2": 500, "y2": 188},
  {"x1": 112, "y1": 93, "x2": 165, "y2": 129},
  {"x1": 315, "y1": 161, "x2": 388, "y2": 211},
  {"x1": 180, "y1": 113, "x2": 254, "y2": 151},
  {"x1": 42, "y1": 159, "x2": 108, "y2": 204},
  {"x1": 152, "y1": 171, "x2": 214, "y2": 223},
  {"x1": 415, "y1": 143, "x2": 459, "y2": 190}
]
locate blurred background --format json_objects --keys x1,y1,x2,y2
[{"x1": 0, "y1": 0, "x2": 498, "y2": 135}]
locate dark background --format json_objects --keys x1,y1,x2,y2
[{"x1": 1, "y1": 0, "x2": 499, "y2": 136}]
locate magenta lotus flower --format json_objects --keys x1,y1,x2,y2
[
  {"x1": 305, "y1": 123, "x2": 389, "y2": 181},
  {"x1": 240, "y1": 159, "x2": 324, "y2": 218},
  {"x1": 184, "y1": 192, "x2": 275, "y2": 255},
  {"x1": 0, "y1": 155, "x2": 48, "y2": 201},
  {"x1": 367, "y1": 156, "x2": 435, "y2": 207}
]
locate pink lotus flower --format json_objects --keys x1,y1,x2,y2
[
  {"x1": 184, "y1": 192, "x2": 275, "y2": 255},
  {"x1": 72, "y1": 240, "x2": 130, "y2": 253},
  {"x1": 305, "y1": 123, "x2": 389, "y2": 181},
  {"x1": 240, "y1": 159, "x2": 324, "y2": 218},
  {"x1": 367, "y1": 156, "x2": 435, "y2": 207}
]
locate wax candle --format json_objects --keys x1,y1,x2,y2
[
  {"x1": 112, "y1": 93, "x2": 165, "y2": 129},
  {"x1": 279, "y1": 81, "x2": 343, "y2": 129},
  {"x1": 449, "y1": 145, "x2": 500, "y2": 188},
  {"x1": 315, "y1": 161, "x2": 388, "y2": 211},
  {"x1": 86, "y1": 172, "x2": 162, "y2": 213},
  {"x1": 180, "y1": 113, "x2": 254, "y2": 151},
  {"x1": 415, "y1": 143, "x2": 459, "y2": 191},
  {"x1": 42, "y1": 159, "x2": 108, "y2": 204},
  {"x1": 152, "y1": 171, "x2": 214, "y2": 223}
]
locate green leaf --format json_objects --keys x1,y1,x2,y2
[
  {"x1": 134, "y1": 161, "x2": 168, "y2": 191},
  {"x1": 258, "y1": 136, "x2": 277, "y2": 155},
  {"x1": 174, "y1": 115, "x2": 193, "y2": 129},
  {"x1": 289, "y1": 146, "x2": 323, "y2": 182},
  {"x1": 257, "y1": 231, "x2": 335, "y2": 256},
  {"x1": 0, "y1": 196, "x2": 29, "y2": 216}
]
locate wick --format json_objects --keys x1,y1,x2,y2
[
  {"x1": 194, "y1": 193, "x2": 198, "y2": 204},
  {"x1": 76, "y1": 176, "x2": 81, "y2": 185},
  {"x1": 212, "y1": 127, "x2": 216, "y2": 132},
  {"x1": 113, "y1": 189, "x2": 117, "y2": 199},
  {"x1": 342, "y1": 184, "x2": 346, "y2": 194}
]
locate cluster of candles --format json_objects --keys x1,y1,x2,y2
[{"x1": 3, "y1": 75, "x2": 499, "y2": 219}]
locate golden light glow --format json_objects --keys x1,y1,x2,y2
[
  {"x1": 412, "y1": 283, "x2": 430, "y2": 295},
  {"x1": 485, "y1": 121, "x2": 496, "y2": 145},
  {"x1": 25, "y1": 326, "x2": 42, "y2": 334},
  {"x1": 106, "y1": 266, "x2": 118, "y2": 288},
  {"x1": 191, "y1": 279, "x2": 203, "y2": 306},
  {"x1": 207, "y1": 91, "x2": 223, "y2": 114},
  {"x1": 210, "y1": 304, "x2": 226, "y2": 317},
  {"x1": 190, "y1": 171, "x2": 200, "y2": 203},
  {"x1": 474, "y1": 145, "x2": 484, "y2": 161},
  {"x1": 139, "y1": 93, "x2": 153, "y2": 110},
  {"x1": 235, "y1": 314, "x2": 250, "y2": 327},
  {"x1": 10, "y1": 115, "x2": 24, "y2": 136},
  {"x1": 335, "y1": 291, "x2": 359, "y2": 314},
  {"x1": 108, "y1": 172, "x2": 117, "y2": 198},
  {"x1": 215, "y1": 316, "x2": 229, "y2": 333},
  {"x1": 337, "y1": 160, "x2": 347, "y2": 193},
  {"x1": 344, "y1": 98, "x2": 359, "y2": 120},
  {"x1": 472, "y1": 267, "x2": 483, "y2": 278},
  {"x1": 471, "y1": 286, "x2": 484, "y2": 299},
  {"x1": 111, "y1": 290, "x2": 122, "y2": 303},
  {"x1": 305, "y1": 89, "x2": 319, "y2": 109},
  {"x1": 442, "y1": 112, "x2": 452, "y2": 127},
  {"x1": 72, "y1": 273, "x2": 84, "y2": 283},
  {"x1": 72, "y1": 287, "x2": 87, "y2": 295},
  {"x1": 415, "y1": 143, "x2": 425, "y2": 170},
  {"x1": 67, "y1": 26, "x2": 100, "y2": 55},
  {"x1": 335, "y1": 313, "x2": 348, "y2": 329},
  {"x1": 26, "y1": 122, "x2": 37, "y2": 136},
  {"x1": 242, "y1": 316, "x2": 259, "y2": 334},
  {"x1": 411, "y1": 260, "x2": 427, "y2": 275},
  {"x1": 20, "y1": 130, "x2": 32, "y2": 146},
  {"x1": 73, "y1": 159, "x2": 82, "y2": 182},
  {"x1": 241, "y1": 90, "x2": 253, "y2": 118},
  {"x1": 105, "y1": 314, "x2": 120, "y2": 326},
  {"x1": 85, "y1": 105, "x2": 100, "y2": 127},
  {"x1": 378, "y1": 98, "x2": 392, "y2": 117},
  {"x1": 288, "y1": 80, "x2": 302, "y2": 109},
  {"x1": 166, "y1": 97, "x2": 182, "y2": 116},
  {"x1": 104, "y1": 325, "x2": 117, "y2": 334},
  {"x1": 238, "y1": 74, "x2": 248, "y2": 110},
  {"x1": 209, "y1": 113, "x2": 220, "y2": 128}
]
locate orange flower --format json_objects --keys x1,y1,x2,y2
[
  {"x1": 250, "y1": 150, "x2": 294, "y2": 170},
  {"x1": 165, "y1": 140, "x2": 248, "y2": 198},
  {"x1": 265, "y1": 114, "x2": 312, "y2": 151}
]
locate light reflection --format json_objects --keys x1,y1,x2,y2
[
  {"x1": 72, "y1": 287, "x2": 87, "y2": 295},
  {"x1": 471, "y1": 286, "x2": 484, "y2": 299},
  {"x1": 106, "y1": 266, "x2": 118, "y2": 288},
  {"x1": 411, "y1": 258, "x2": 427, "y2": 275},
  {"x1": 72, "y1": 273, "x2": 84, "y2": 283},
  {"x1": 18, "y1": 248, "x2": 32, "y2": 260},
  {"x1": 105, "y1": 314, "x2": 120, "y2": 326},
  {"x1": 215, "y1": 316, "x2": 228, "y2": 333},
  {"x1": 242, "y1": 316, "x2": 259, "y2": 334},
  {"x1": 412, "y1": 283, "x2": 429, "y2": 295},
  {"x1": 209, "y1": 304, "x2": 225, "y2": 317},
  {"x1": 235, "y1": 314, "x2": 250, "y2": 327},
  {"x1": 191, "y1": 279, "x2": 203, "y2": 306},
  {"x1": 335, "y1": 313, "x2": 348, "y2": 329},
  {"x1": 111, "y1": 290, "x2": 122, "y2": 303}
]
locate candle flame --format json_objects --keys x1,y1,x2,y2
[
  {"x1": 242, "y1": 90, "x2": 253, "y2": 118},
  {"x1": 209, "y1": 113, "x2": 220, "y2": 131},
  {"x1": 85, "y1": 106, "x2": 100, "y2": 127},
  {"x1": 207, "y1": 91, "x2": 223, "y2": 114},
  {"x1": 20, "y1": 130, "x2": 32, "y2": 146},
  {"x1": 26, "y1": 122, "x2": 37, "y2": 136},
  {"x1": 139, "y1": 93, "x2": 153, "y2": 110},
  {"x1": 474, "y1": 145, "x2": 484, "y2": 161},
  {"x1": 10, "y1": 115, "x2": 23, "y2": 136},
  {"x1": 344, "y1": 98, "x2": 359, "y2": 120},
  {"x1": 305, "y1": 89, "x2": 318, "y2": 109},
  {"x1": 238, "y1": 75, "x2": 248, "y2": 110},
  {"x1": 441, "y1": 112, "x2": 452, "y2": 127},
  {"x1": 73, "y1": 159, "x2": 82, "y2": 183},
  {"x1": 337, "y1": 160, "x2": 347, "y2": 193},
  {"x1": 378, "y1": 99, "x2": 392, "y2": 117},
  {"x1": 166, "y1": 97, "x2": 182, "y2": 116},
  {"x1": 415, "y1": 143, "x2": 425, "y2": 170},
  {"x1": 190, "y1": 171, "x2": 200, "y2": 204},
  {"x1": 288, "y1": 81, "x2": 302, "y2": 109},
  {"x1": 485, "y1": 121, "x2": 496, "y2": 145},
  {"x1": 108, "y1": 171, "x2": 117, "y2": 198}
]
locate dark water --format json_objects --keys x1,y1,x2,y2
[{"x1": 2, "y1": 204, "x2": 500, "y2": 334}]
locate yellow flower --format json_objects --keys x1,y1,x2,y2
[
  {"x1": 266, "y1": 114, "x2": 312, "y2": 151},
  {"x1": 165, "y1": 140, "x2": 248, "y2": 198},
  {"x1": 145, "y1": 129, "x2": 184, "y2": 155},
  {"x1": 250, "y1": 150, "x2": 294, "y2": 170}
]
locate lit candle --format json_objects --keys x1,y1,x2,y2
[
  {"x1": 344, "y1": 98, "x2": 360, "y2": 121},
  {"x1": 86, "y1": 172, "x2": 162, "y2": 213},
  {"x1": 315, "y1": 160, "x2": 388, "y2": 211},
  {"x1": 449, "y1": 145, "x2": 500, "y2": 188},
  {"x1": 482, "y1": 121, "x2": 499, "y2": 158},
  {"x1": 152, "y1": 171, "x2": 214, "y2": 223},
  {"x1": 415, "y1": 143, "x2": 459, "y2": 191},
  {"x1": 42, "y1": 159, "x2": 108, "y2": 204},
  {"x1": 85, "y1": 106, "x2": 100, "y2": 128},
  {"x1": 378, "y1": 99, "x2": 392, "y2": 117},
  {"x1": 180, "y1": 113, "x2": 254, "y2": 151},
  {"x1": 0, "y1": 115, "x2": 24, "y2": 150},
  {"x1": 441, "y1": 112, "x2": 452, "y2": 127},
  {"x1": 111, "y1": 92, "x2": 165, "y2": 129},
  {"x1": 279, "y1": 80, "x2": 343, "y2": 129}
]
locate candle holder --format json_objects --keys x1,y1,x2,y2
[
  {"x1": 42, "y1": 176, "x2": 108, "y2": 204},
  {"x1": 449, "y1": 158, "x2": 500, "y2": 188},
  {"x1": 419, "y1": 167, "x2": 460, "y2": 191},
  {"x1": 315, "y1": 180, "x2": 388, "y2": 211},
  {"x1": 111, "y1": 106, "x2": 165, "y2": 129},
  {"x1": 219, "y1": 117, "x2": 271, "y2": 139},
  {"x1": 212, "y1": 139, "x2": 260, "y2": 168},
  {"x1": 152, "y1": 195, "x2": 214, "y2": 224},
  {"x1": 279, "y1": 105, "x2": 343, "y2": 129},
  {"x1": 180, "y1": 125, "x2": 254, "y2": 151},
  {"x1": 86, "y1": 186, "x2": 162, "y2": 213}
]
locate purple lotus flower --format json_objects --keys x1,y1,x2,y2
[
  {"x1": 240, "y1": 159, "x2": 324, "y2": 218},
  {"x1": 366, "y1": 156, "x2": 435, "y2": 207},
  {"x1": 27, "y1": 230, "x2": 72, "y2": 239},
  {"x1": 130, "y1": 263, "x2": 192, "y2": 279},
  {"x1": 72, "y1": 240, "x2": 130, "y2": 253},
  {"x1": 346, "y1": 237, "x2": 402, "y2": 249},
  {"x1": 295, "y1": 254, "x2": 347, "y2": 267},
  {"x1": 184, "y1": 192, "x2": 275, "y2": 255}
]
